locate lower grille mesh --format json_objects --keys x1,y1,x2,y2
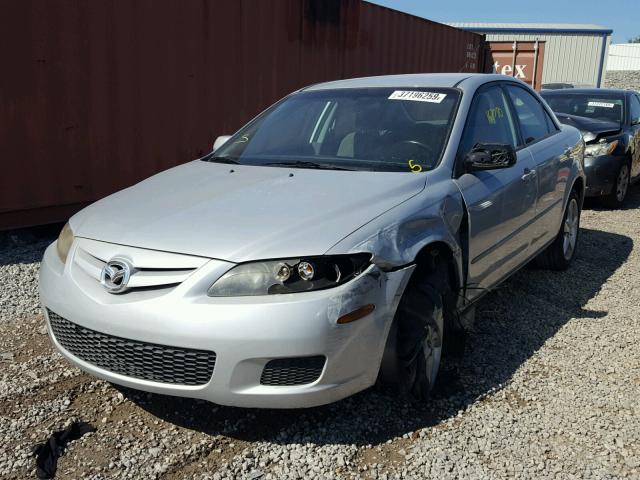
[
  {"x1": 260, "y1": 356, "x2": 325, "y2": 386},
  {"x1": 47, "y1": 310, "x2": 216, "y2": 386}
]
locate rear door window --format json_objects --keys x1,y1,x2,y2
[{"x1": 505, "y1": 85, "x2": 553, "y2": 145}]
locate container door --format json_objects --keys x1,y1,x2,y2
[{"x1": 484, "y1": 41, "x2": 546, "y2": 91}]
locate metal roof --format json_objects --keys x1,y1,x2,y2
[
  {"x1": 305, "y1": 73, "x2": 522, "y2": 91},
  {"x1": 447, "y1": 22, "x2": 612, "y2": 35}
]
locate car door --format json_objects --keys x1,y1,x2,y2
[
  {"x1": 504, "y1": 84, "x2": 567, "y2": 249},
  {"x1": 454, "y1": 84, "x2": 538, "y2": 299},
  {"x1": 629, "y1": 93, "x2": 640, "y2": 179}
]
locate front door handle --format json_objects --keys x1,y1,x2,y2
[{"x1": 521, "y1": 168, "x2": 537, "y2": 181}]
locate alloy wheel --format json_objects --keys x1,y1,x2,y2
[
  {"x1": 563, "y1": 198, "x2": 579, "y2": 260},
  {"x1": 421, "y1": 313, "x2": 443, "y2": 389},
  {"x1": 616, "y1": 164, "x2": 630, "y2": 203}
]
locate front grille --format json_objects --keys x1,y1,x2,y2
[
  {"x1": 260, "y1": 356, "x2": 325, "y2": 386},
  {"x1": 47, "y1": 310, "x2": 216, "y2": 386}
]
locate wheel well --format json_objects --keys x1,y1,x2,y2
[
  {"x1": 413, "y1": 242, "x2": 460, "y2": 296},
  {"x1": 571, "y1": 176, "x2": 585, "y2": 203}
]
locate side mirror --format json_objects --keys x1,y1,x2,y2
[
  {"x1": 464, "y1": 143, "x2": 517, "y2": 172},
  {"x1": 213, "y1": 135, "x2": 232, "y2": 152}
]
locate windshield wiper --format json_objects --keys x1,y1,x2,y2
[
  {"x1": 206, "y1": 155, "x2": 240, "y2": 164},
  {"x1": 264, "y1": 160, "x2": 354, "y2": 171}
]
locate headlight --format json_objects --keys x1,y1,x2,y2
[
  {"x1": 208, "y1": 254, "x2": 371, "y2": 297},
  {"x1": 585, "y1": 139, "x2": 618, "y2": 157},
  {"x1": 56, "y1": 222, "x2": 74, "y2": 264}
]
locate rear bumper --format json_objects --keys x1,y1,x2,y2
[
  {"x1": 40, "y1": 242, "x2": 413, "y2": 408},
  {"x1": 584, "y1": 154, "x2": 625, "y2": 197}
]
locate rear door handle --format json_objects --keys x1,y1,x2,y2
[{"x1": 521, "y1": 168, "x2": 537, "y2": 181}]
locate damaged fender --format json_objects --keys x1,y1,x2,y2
[{"x1": 326, "y1": 173, "x2": 466, "y2": 295}]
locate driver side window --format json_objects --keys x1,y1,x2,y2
[{"x1": 460, "y1": 86, "x2": 519, "y2": 156}]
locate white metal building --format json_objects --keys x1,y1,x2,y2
[
  {"x1": 447, "y1": 23, "x2": 612, "y2": 87},
  {"x1": 607, "y1": 43, "x2": 640, "y2": 71}
]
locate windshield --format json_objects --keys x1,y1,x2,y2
[
  {"x1": 542, "y1": 93, "x2": 624, "y2": 124},
  {"x1": 204, "y1": 87, "x2": 461, "y2": 172}
]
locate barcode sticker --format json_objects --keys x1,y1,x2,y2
[
  {"x1": 388, "y1": 90, "x2": 447, "y2": 103},
  {"x1": 588, "y1": 101, "x2": 616, "y2": 108}
]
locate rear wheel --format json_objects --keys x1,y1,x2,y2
[
  {"x1": 535, "y1": 190, "x2": 581, "y2": 271},
  {"x1": 601, "y1": 162, "x2": 630, "y2": 208}
]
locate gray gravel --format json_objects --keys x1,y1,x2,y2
[
  {"x1": 1, "y1": 190, "x2": 640, "y2": 479},
  {"x1": 0, "y1": 230, "x2": 51, "y2": 323},
  {"x1": 605, "y1": 70, "x2": 640, "y2": 91}
]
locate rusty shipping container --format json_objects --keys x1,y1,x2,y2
[
  {"x1": 0, "y1": 0, "x2": 484, "y2": 230},
  {"x1": 483, "y1": 41, "x2": 546, "y2": 90}
]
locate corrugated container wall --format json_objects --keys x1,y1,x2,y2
[
  {"x1": 448, "y1": 24, "x2": 611, "y2": 88},
  {"x1": 485, "y1": 33, "x2": 609, "y2": 87},
  {"x1": 607, "y1": 44, "x2": 640, "y2": 71},
  {"x1": 0, "y1": 0, "x2": 483, "y2": 230}
]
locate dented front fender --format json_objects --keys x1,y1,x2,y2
[{"x1": 325, "y1": 173, "x2": 466, "y2": 289}]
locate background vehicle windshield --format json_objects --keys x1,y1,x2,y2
[
  {"x1": 542, "y1": 93, "x2": 625, "y2": 124},
  {"x1": 207, "y1": 88, "x2": 460, "y2": 172}
]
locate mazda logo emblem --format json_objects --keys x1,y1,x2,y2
[{"x1": 100, "y1": 259, "x2": 133, "y2": 293}]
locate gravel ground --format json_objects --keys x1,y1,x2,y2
[
  {"x1": 1, "y1": 188, "x2": 639, "y2": 479},
  {"x1": 605, "y1": 70, "x2": 640, "y2": 91}
]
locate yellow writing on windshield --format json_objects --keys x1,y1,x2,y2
[{"x1": 408, "y1": 159, "x2": 422, "y2": 173}]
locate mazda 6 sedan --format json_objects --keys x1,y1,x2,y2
[{"x1": 40, "y1": 74, "x2": 585, "y2": 408}]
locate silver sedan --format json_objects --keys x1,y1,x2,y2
[{"x1": 40, "y1": 73, "x2": 585, "y2": 408}]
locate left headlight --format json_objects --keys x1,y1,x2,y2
[
  {"x1": 585, "y1": 139, "x2": 618, "y2": 157},
  {"x1": 56, "y1": 222, "x2": 74, "y2": 264},
  {"x1": 207, "y1": 254, "x2": 371, "y2": 297}
]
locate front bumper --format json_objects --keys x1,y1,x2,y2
[
  {"x1": 39, "y1": 242, "x2": 413, "y2": 408},
  {"x1": 583, "y1": 154, "x2": 625, "y2": 197}
]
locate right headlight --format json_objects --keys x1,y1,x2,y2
[
  {"x1": 207, "y1": 254, "x2": 371, "y2": 297},
  {"x1": 56, "y1": 222, "x2": 74, "y2": 264},
  {"x1": 584, "y1": 139, "x2": 618, "y2": 157}
]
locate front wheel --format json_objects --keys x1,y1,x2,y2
[
  {"x1": 385, "y1": 254, "x2": 454, "y2": 400},
  {"x1": 535, "y1": 190, "x2": 581, "y2": 270}
]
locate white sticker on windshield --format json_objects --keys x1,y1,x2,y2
[
  {"x1": 588, "y1": 101, "x2": 616, "y2": 108},
  {"x1": 388, "y1": 90, "x2": 447, "y2": 103}
]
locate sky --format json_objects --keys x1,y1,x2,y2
[{"x1": 367, "y1": 0, "x2": 638, "y2": 43}]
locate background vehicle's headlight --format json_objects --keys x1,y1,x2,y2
[
  {"x1": 56, "y1": 222, "x2": 74, "y2": 264},
  {"x1": 585, "y1": 139, "x2": 618, "y2": 157},
  {"x1": 208, "y1": 254, "x2": 371, "y2": 296}
]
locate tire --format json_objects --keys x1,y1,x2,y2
[
  {"x1": 390, "y1": 252, "x2": 456, "y2": 400},
  {"x1": 601, "y1": 162, "x2": 630, "y2": 209},
  {"x1": 535, "y1": 190, "x2": 581, "y2": 271}
]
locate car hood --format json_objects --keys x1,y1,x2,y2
[
  {"x1": 71, "y1": 161, "x2": 427, "y2": 262},
  {"x1": 553, "y1": 112, "x2": 621, "y2": 142}
]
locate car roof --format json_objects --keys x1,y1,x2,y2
[
  {"x1": 542, "y1": 88, "x2": 630, "y2": 96},
  {"x1": 303, "y1": 73, "x2": 522, "y2": 91}
]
